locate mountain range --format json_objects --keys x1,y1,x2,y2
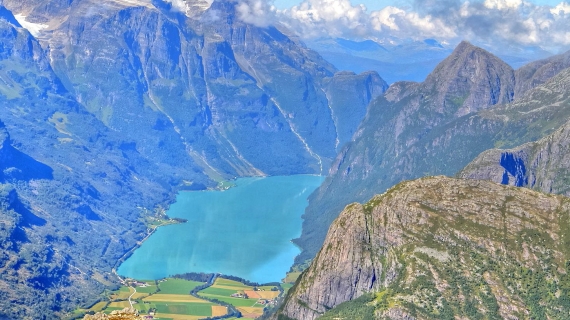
[
  {"x1": 294, "y1": 41, "x2": 570, "y2": 265},
  {"x1": 0, "y1": 0, "x2": 386, "y2": 317},
  {"x1": 3, "y1": 0, "x2": 570, "y2": 318}
]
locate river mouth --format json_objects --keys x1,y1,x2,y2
[{"x1": 117, "y1": 175, "x2": 324, "y2": 284}]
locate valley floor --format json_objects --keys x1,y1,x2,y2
[{"x1": 75, "y1": 273, "x2": 298, "y2": 319}]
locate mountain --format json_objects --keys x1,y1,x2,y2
[
  {"x1": 0, "y1": 0, "x2": 389, "y2": 317},
  {"x1": 323, "y1": 71, "x2": 388, "y2": 150},
  {"x1": 0, "y1": 6, "x2": 212, "y2": 317},
  {"x1": 279, "y1": 176, "x2": 570, "y2": 320},
  {"x1": 306, "y1": 38, "x2": 452, "y2": 83},
  {"x1": 5, "y1": 0, "x2": 387, "y2": 177},
  {"x1": 515, "y1": 49, "x2": 570, "y2": 98},
  {"x1": 295, "y1": 41, "x2": 523, "y2": 263},
  {"x1": 459, "y1": 118, "x2": 570, "y2": 196},
  {"x1": 305, "y1": 37, "x2": 553, "y2": 85}
]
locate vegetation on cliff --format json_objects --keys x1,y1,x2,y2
[{"x1": 281, "y1": 176, "x2": 570, "y2": 320}]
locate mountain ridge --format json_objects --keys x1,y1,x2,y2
[
  {"x1": 280, "y1": 176, "x2": 570, "y2": 320},
  {"x1": 294, "y1": 44, "x2": 569, "y2": 264}
]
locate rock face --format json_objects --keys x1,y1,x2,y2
[
  {"x1": 4, "y1": 0, "x2": 387, "y2": 177},
  {"x1": 459, "y1": 119, "x2": 570, "y2": 196},
  {"x1": 281, "y1": 176, "x2": 570, "y2": 320},
  {"x1": 323, "y1": 71, "x2": 388, "y2": 150},
  {"x1": 295, "y1": 43, "x2": 570, "y2": 264}
]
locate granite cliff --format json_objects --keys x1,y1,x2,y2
[
  {"x1": 280, "y1": 176, "x2": 570, "y2": 320},
  {"x1": 459, "y1": 118, "x2": 570, "y2": 197}
]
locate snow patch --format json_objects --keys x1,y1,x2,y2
[{"x1": 13, "y1": 14, "x2": 47, "y2": 37}]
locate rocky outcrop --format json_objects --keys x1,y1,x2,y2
[
  {"x1": 459, "y1": 118, "x2": 570, "y2": 196},
  {"x1": 281, "y1": 176, "x2": 570, "y2": 320},
  {"x1": 282, "y1": 204, "x2": 384, "y2": 320}
]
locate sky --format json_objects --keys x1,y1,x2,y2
[
  {"x1": 232, "y1": 0, "x2": 570, "y2": 54},
  {"x1": 274, "y1": 0, "x2": 567, "y2": 10}
]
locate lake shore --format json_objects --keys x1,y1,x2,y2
[{"x1": 116, "y1": 175, "x2": 324, "y2": 283}]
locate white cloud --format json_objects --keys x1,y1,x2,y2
[
  {"x1": 279, "y1": 0, "x2": 370, "y2": 37},
  {"x1": 236, "y1": 0, "x2": 277, "y2": 27},
  {"x1": 267, "y1": 0, "x2": 570, "y2": 52},
  {"x1": 483, "y1": 0, "x2": 525, "y2": 10},
  {"x1": 369, "y1": 6, "x2": 457, "y2": 38},
  {"x1": 551, "y1": 2, "x2": 570, "y2": 15},
  {"x1": 165, "y1": 0, "x2": 189, "y2": 12}
]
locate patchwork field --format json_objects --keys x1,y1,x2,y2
[
  {"x1": 198, "y1": 278, "x2": 269, "y2": 316},
  {"x1": 212, "y1": 305, "x2": 228, "y2": 317},
  {"x1": 143, "y1": 294, "x2": 209, "y2": 303},
  {"x1": 91, "y1": 277, "x2": 280, "y2": 319},
  {"x1": 237, "y1": 306, "x2": 264, "y2": 318},
  {"x1": 158, "y1": 278, "x2": 204, "y2": 294},
  {"x1": 110, "y1": 286, "x2": 135, "y2": 300}
]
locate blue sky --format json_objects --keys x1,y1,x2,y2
[{"x1": 274, "y1": 0, "x2": 565, "y2": 10}]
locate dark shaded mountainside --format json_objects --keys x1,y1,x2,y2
[
  {"x1": 279, "y1": 176, "x2": 570, "y2": 320},
  {"x1": 459, "y1": 117, "x2": 570, "y2": 196},
  {"x1": 0, "y1": 0, "x2": 387, "y2": 317},
  {"x1": 295, "y1": 41, "x2": 570, "y2": 263}
]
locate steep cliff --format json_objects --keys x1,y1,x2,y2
[
  {"x1": 459, "y1": 118, "x2": 570, "y2": 196},
  {"x1": 4, "y1": 0, "x2": 387, "y2": 177},
  {"x1": 281, "y1": 176, "x2": 570, "y2": 320},
  {"x1": 323, "y1": 71, "x2": 388, "y2": 151},
  {"x1": 0, "y1": 5, "x2": 211, "y2": 318}
]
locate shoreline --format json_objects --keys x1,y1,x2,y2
[
  {"x1": 112, "y1": 218, "x2": 186, "y2": 279},
  {"x1": 115, "y1": 174, "x2": 324, "y2": 282}
]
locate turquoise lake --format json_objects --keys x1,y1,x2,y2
[{"x1": 117, "y1": 175, "x2": 324, "y2": 284}]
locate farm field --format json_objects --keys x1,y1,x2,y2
[
  {"x1": 157, "y1": 278, "x2": 203, "y2": 294},
  {"x1": 197, "y1": 278, "x2": 273, "y2": 318},
  {"x1": 84, "y1": 277, "x2": 281, "y2": 319},
  {"x1": 91, "y1": 278, "x2": 228, "y2": 319}
]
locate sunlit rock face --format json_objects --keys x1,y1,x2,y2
[{"x1": 281, "y1": 176, "x2": 570, "y2": 320}]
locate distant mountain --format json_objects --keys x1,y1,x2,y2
[
  {"x1": 295, "y1": 42, "x2": 570, "y2": 265},
  {"x1": 5, "y1": 0, "x2": 387, "y2": 178},
  {"x1": 306, "y1": 38, "x2": 452, "y2": 83},
  {"x1": 306, "y1": 37, "x2": 554, "y2": 84},
  {"x1": 515, "y1": 49, "x2": 570, "y2": 98},
  {"x1": 278, "y1": 176, "x2": 570, "y2": 320}
]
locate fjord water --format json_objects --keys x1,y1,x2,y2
[{"x1": 117, "y1": 175, "x2": 324, "y2": 283}]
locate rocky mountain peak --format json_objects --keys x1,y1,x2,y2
[{"x1": 423, "y1": 40, "x2": 515, "y2": 116}]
